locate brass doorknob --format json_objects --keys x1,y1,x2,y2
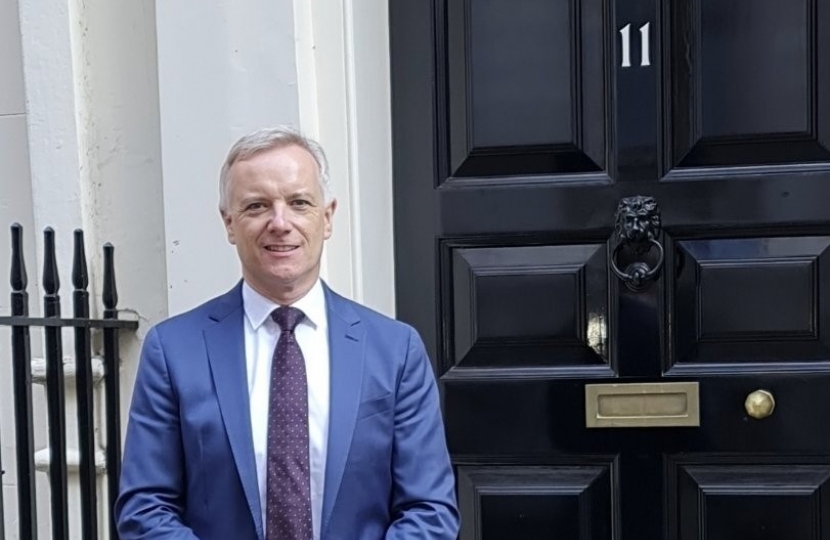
[{"x1": 744, "y1": 389, "x2": 775, "y2": 419}]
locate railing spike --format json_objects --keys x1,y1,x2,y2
[
  {"x1": 42, "y1": 227, "x2": 60, "y2": 295},
  {"x1": 102, "y1": 240, "x2": 122, "y2": 539},
  {"x1": 72, "y1": 228, "x2": 97, "y2": 538},
  {"x1": 10, "y1": 223, "x2": 36, "y2": 538},
  {"x1": 11, "y1": 223, "x2": 28, "y2": 292},
  {"x1": 103, "y1": 242, "x2": 117, "y2": 310},
  {"x1": 42, "y1": 227, "x2": 68, "y2": 537},
  {"x1": 72, "y1": 229, "x2": 89, "y2": 291}
]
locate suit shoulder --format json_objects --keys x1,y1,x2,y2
[
  {"x1": 328, "y1": 289, "x2": 418, "y2": 339},
  {"x1": 152, "y1": 286, "x2": 240, "y2": 337}
]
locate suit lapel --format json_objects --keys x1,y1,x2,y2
[
  {"x1": 321, "y1": 287, "x2": 365, "y2": 539},
  {"x1": 203, "y1": 283, "x2": 264, "y2": 540}
]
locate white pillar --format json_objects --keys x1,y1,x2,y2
[
  {"x1": 17, "y1": 0, "x2": 90, "y2": 535},
  {"x1": 294, "y1": 0, "x2": 396, "y2": 316}
]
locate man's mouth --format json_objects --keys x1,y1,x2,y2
[{"x1": 265, "y1": 245, "x2": 298, "y2": 253}]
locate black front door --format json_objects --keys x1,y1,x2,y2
[{"x1": 390, "y1": 0, "x2": 830, "y2": 538}]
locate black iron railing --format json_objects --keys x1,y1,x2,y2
[{"x1": 0, "y1": 224, "x2": 138, "y2": 540}]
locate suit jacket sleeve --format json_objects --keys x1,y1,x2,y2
[
  {"x1": 385, "y1": 327, "x2": 461, "y2": 539},
  {"x1": 115, "y1": 327, "x2": 200, "y2": 539}
]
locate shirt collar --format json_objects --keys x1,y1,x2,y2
[{"x1": 242, "y1": 278, "x2": 327, "y2": 331}]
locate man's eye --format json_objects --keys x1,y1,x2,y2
[
  {"x1": 292, "y1": 200, "x2": 310, "y2": 207},
  {"x1": 246, "y1": 203, "x2": 266, "y2": 211}
]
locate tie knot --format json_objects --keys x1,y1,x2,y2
[{"x1": 271, "y1": 306, "x2": 305, "y2": 333}]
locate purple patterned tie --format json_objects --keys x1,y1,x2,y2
[{"x1": 266, "y1": 306, "x2": 313, "y2": 540}]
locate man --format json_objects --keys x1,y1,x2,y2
[{"x1": 116, "y1": 126, "x2": 460, "y2": 539}]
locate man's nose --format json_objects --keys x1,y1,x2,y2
[{"x1": 267, "y1": 206, "x2": 291, "y2": 231}]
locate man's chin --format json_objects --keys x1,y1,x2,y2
[{"x1": 266, "y1": 270, "x2": 316, "y2": 292}]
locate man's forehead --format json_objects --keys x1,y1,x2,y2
[
  {"x1": 231, "y1": 148, "x2": 319, "y2": 180},
  {"x1": 230, "y1": 177, "x2": 324, "y2": 203},
  {"x1": 233, "y1": 143, "x2": 315, "y2": 169}
]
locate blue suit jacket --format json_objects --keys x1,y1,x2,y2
[{"x1": 116, "y1": 282, "x2": 459, "y2": 539}]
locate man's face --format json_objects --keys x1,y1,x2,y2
[{"x1": 222, "y1": 144, "x2": 336, "y2": 304}]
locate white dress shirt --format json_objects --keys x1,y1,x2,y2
[{"x1": 242, "y1": 279, "x2": 330, "y2": 540}]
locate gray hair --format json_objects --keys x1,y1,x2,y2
[{"x1": 219, "y1": 126, "x2": 332, "y2": 210}]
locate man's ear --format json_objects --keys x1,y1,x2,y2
[
  {"x1": 323, "y1": 198, "x2": 337, "y2": 239},
  {"x1": 221, "y1": 210, "x2": 236, "y2": 245}
]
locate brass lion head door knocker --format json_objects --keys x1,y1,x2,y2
[{"x1": 610, "y1": 195, "x2": 665, "y2": 292}]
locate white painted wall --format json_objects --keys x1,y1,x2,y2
[
  {"x1": 0, "y1": 0, "x2": 37, "y2": 528},
  {"x1": 1, "y1": 0, "x2": 395, "y2": 537},
  {"x1": 1, "y1": 0, "x2": 41, "y2": 535},
  {"x1": 155, "y1": 0, "x2": 304, "y2": 315}
]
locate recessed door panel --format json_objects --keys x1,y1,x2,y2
[
  {"x1": 669, "y1": 461, "x2": 830, "y2": 540},
  {"x1": 450, "y1": 244, "x2": 609, "y2": 369},
  {"x1": 666, "y1": 0, "x2": 830, "y2": 170},
  {"x1": 669, "y1": 236, "x2": 830, "y2": 369},
  {"x1": 458, "y1": 466, "x2": 613, "y2": 540},
  {"x1": 443, "y1": 0, "x2": 610, "y2": 179}
]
